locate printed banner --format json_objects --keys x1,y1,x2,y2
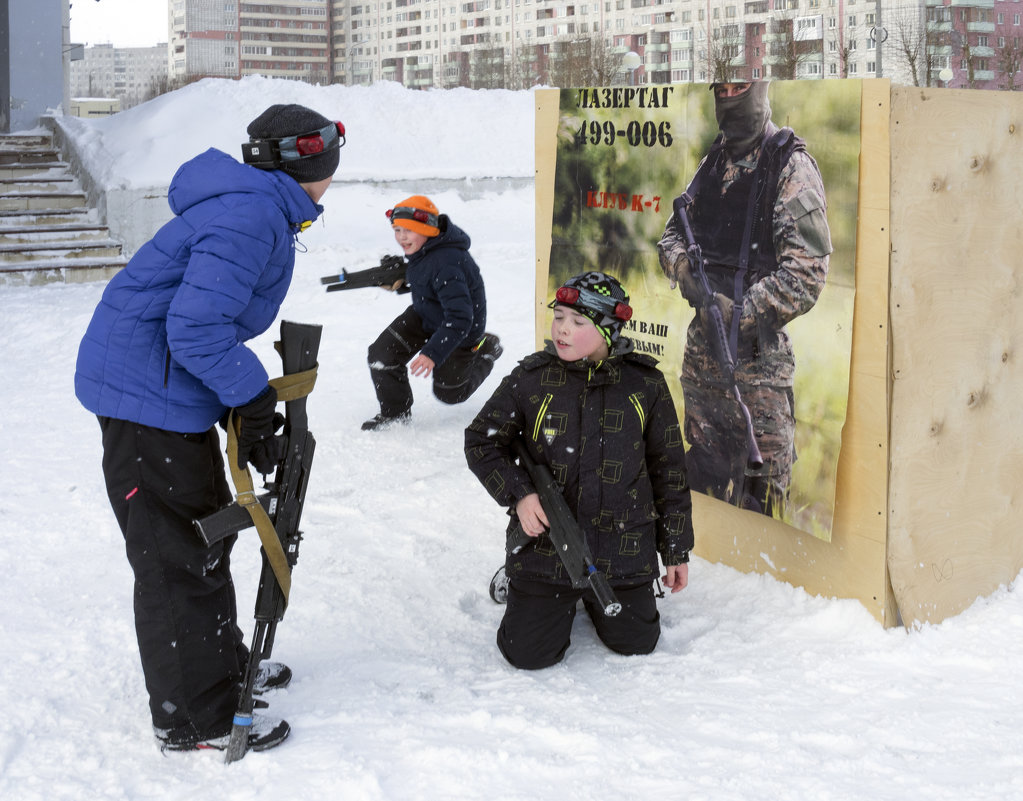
[{"x1": 540, "y1": 80, "x2": 862, "y2": 541}]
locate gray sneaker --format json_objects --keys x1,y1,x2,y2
[{"x1": 156, "y1": 714, "x2": 290, "y2": 752}]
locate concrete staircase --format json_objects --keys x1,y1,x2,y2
[{"x1": 0, "y1": 132, "x2": 128, "y2": 284}]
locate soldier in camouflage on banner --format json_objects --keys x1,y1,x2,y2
[{"x1": 657, "y1": 81, "x2": 832, "y2": 517}]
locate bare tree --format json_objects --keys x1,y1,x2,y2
[
  {"x1": 140, "y1": 73, "x2": 172, "y2": 105},
  {"x1": 702, "y1": 24, "x2": 739, "y2": 82},
  {"x1": 545, "y1": 35, "x2": 628, "y2": 87},
  {"x1": 997, "y1": 36, "x2": 1023, "y2": 90},
  {"x1": 504, "y1": 43, "x2": 536, "y2": 89},
  {"x1": 887, "y1": 2, "x2": 929, "y2": 86},
  {"x1": 470, "y1": 46, "x2": 505, "y2": 89},
  {"x1": 547, "y1": 37, "x2": 593, "y2": 87},
  {"x1": 761, "y1": 15, "x2": 820, "y2": 80},
  {"x1": 828, "y1": 29, "x2": 854, "y2": 79}
]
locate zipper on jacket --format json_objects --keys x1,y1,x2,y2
[
  {"x1": 532, "y1": 393, "x2": 553, "y2": 442},
  {"x1": 628, "y1": 393, "x2": 645, "y2": 430},
  {"x1": 164, "y1": 348, "x2": 171, "y2": 388}
]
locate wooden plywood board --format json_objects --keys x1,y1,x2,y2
[
  {"x1": 888, "y1": 86, "x2": 1023, "y2": 626},
  {"x1": 534, "y1": 81, "x2": 894, "y2": 625},
  {"x1": 534, "y1": 89, "x2": 559, "y2": 343}
]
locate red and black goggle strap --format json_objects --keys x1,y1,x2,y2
[
  {"x1": 385, "y1": 205, "x2": 440, "y2": 229},
  {"x1": 552, "y1": 285, "x2": 633, "y2": 321},
  {"x1": 242, "y1": 121, "x2": 345, "y2": 170}
]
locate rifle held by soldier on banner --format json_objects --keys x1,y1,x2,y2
[{"x1": 670, "y1": 194, "x2": 763, "y2": 471}]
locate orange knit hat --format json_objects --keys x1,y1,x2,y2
[{"x1": 386, "y1": 195, "x2": 440, "y2": 237}]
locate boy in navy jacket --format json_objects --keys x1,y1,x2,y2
[
  {"x1": 465, "y1": 272, "x2": 694, "y2": 670},
  {"x1": 361, "y1": 195, "x2": 502, "y2": 430},
  {"x1": 75, "y1": 104, "x2": 343, "y2": 752}
]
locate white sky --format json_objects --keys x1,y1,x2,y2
[{"x1": 69, "y1": 0, "x2": 168, "y2": 48}]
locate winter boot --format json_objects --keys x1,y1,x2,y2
[
  {"x1": 156, "y1": 714, "x2": 290, "y2": 752},
  {"x1": 474, "y1": 333, "x2": 504, "y2": 364},
  {"x1": 489, "y1": 565, "x2": 510, "y2": 604},
  {"x1": 361, "y1": 410, "x2": 411, "y2": 431},
  {"x1": 253, "y1": 661, "x2": 292, "y2": 695}
]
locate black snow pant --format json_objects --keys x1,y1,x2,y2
[
  {"x1": 497, "y1": 578, "x2": 661, "y2": 670},
  {"x1": 367, "y1": 305, "x2": 493, "y2": 418},
  {"x1": 98, "y1": 416, "x2": 247, "y2": 738}
]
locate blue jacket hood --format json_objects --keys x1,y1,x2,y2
[{"x1": 169, "y1": 148, "x2": 322, "y2": 226}]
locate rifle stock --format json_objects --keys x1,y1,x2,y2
[
  {"x1": 193, "y1": 320, "x2": 321, "y2": 764},
  {"x1": 671, "y1": 196, "x2": 763, "y2": 470},
  {"x1": 321, "y1": 254, "x2": 406, "y2": 292},
  {"x1": 510, "y1": 439, "x2": 621, "y2": 617}
]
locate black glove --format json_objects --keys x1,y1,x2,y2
[{"x1": 235, "y1": 386, "x2": 285, "y2": 474}]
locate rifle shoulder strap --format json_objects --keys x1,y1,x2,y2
[{"x1": 224, "y1": 364, "x2": 318, "y2": 604}]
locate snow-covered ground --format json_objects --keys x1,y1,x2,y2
[{"x1": 2, "y1": 78, "x2": 1022, "y2": 801}]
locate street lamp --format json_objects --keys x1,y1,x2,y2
[
  {"x1": 939, "y1": 67, "x2": 953, "y2": 88},
  {"x1": 623, "y1": 50, "x2": 641, "y2": 85}
]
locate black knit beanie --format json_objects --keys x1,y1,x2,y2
[{"x1": 246, "y1": 103, "x2": 341, "y2": 184}]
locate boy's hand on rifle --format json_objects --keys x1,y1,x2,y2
[
  {"x1": 515, "y1": 493, "x2": 549, "y2": 537},
  {"x1": 235, "y1": 386, "x2": 285, "y2": 474},
  {"x1": 410, "y1": 354, "x2": 435, "y2": 378},
  {"x1": 383, "y1": 278, "x2": 406, "y2": 291},
  {"x1": 663, "y1": 563, "x2": 689, "y2": 593}
]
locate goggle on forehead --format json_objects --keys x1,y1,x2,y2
[
  {"x1": 386, "y1": 205, "x2": 439, "y2": 229},
  {"x1": 242, "y1": 121, "x2": 345, "y2": 170},
  {"x1": 552, "y1": 285, "x2": 633, "y2": 322}
]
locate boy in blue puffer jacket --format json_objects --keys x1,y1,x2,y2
[
  {"x1": 361, "y1": 195, "x2": 502, "y2": 430},
  {"x1": 74, "y1": 104, "x2": 343, "y2": 753}
]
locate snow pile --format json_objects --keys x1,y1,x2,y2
[{"x1": 56, "y1": 75, "x2": 536, "y2": 189}]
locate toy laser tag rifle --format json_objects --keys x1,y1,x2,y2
[
  {"x1": 508, "y1": 439, "x2": 621, "y2": 617},
  {"x1": 320, "y1": 254, "x2": 406, "y2": 292},
  {"x1": 671, "y1": 194, "x2": 763, "y2": 471},
  {"x1": 193, "y1": 320, "x2": 321, "y2": 764}
]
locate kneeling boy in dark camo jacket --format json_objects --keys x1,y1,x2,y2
[{"x1": 464, "y1": 272, "x2": 694, "y2": 670}]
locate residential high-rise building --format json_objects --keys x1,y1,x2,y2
[
  {"x1": 69, "y1": 44, "x2": 170, "y2": 109},
  {"x1": 170, "y1": 0, "x2": 332, "y2": 85},
  {"x1": 163, "y1": 0, "x2": 1022, "y2": 91}
]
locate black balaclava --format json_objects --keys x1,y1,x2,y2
[{"x1": 714, "y1": 81, "x2": 771, "y2": 159}]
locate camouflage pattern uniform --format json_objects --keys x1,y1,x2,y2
[{"x1": 658, "y1": 120, "x2": 832, "y2": 516}]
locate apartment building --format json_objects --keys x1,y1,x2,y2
[
  {"x1": 168, "y1": 0, "x2": 1022, "y2": 91},
  {"x1": 69, "y1": 44, "x2": 170, "y2": 110},
  {"x1": 169, "y1": 0, "x2": 332, "y2": 84}
]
